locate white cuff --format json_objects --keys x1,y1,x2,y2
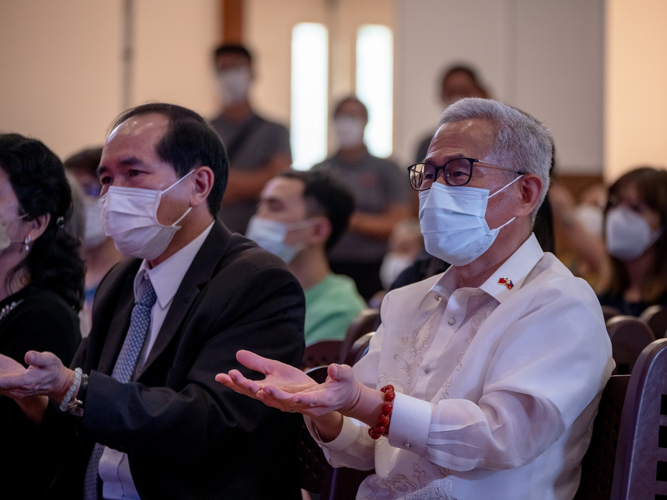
[
  {"x1": 387, "y1": 392, "x2": 432, "y2": 456},
  {"x1": 304, "y1": 415, "x2": 363, "y2": 451}
]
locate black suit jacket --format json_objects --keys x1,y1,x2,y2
[{"x1": 42, "y1": 221, "x2": 305, "y2": 499}]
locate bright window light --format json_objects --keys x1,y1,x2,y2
[
  {"x1": 291, "y1": 23, "x2": 329, "y2": 170},
  {"x1": 356, "y1": 24, "x2": 393, "y2": 158}
]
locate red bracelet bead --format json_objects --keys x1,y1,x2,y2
[{"x1": 368, "y1": 384, "x2": 395, "y2": 440}]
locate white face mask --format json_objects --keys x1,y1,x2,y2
[
  {"x1": 418, "y1": 176, "x2": 522, "y2": 266},
  {"x1": 245, "y1": 216, "x2": 314, "y2": 264},
  {"x1": 216, "y1": 67, "x2": 251, "y2": 105},
  {"x1": 99, "y1": 171, "x2": 194, "y2": 261},
  {"x1": 380, "y1": 253, "x2": 414, "y2": 290},
  {"x1": 83, "y1": 197, "x2": 106, "y2": 249},
  {"x1": 605, "y1": 206, "x2": 662, "y2": 261},
  {"x1": 575, "y1": 204, "x2": 604, "y2": 237},
  {"x1": 335, "y1": 116, "x2": 366, "y2": 149}
]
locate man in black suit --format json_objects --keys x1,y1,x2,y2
[{"x1": 0, "y1": 103, "x2": 304, "y2": 499}]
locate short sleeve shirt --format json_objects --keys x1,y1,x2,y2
[
  {"x1": 312, "y1": 152, "x2": 410, "y2": 262},
  {"x1": 211, "y1": 112, "x2": 291, "y2": 233}
]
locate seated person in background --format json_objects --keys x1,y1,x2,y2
[
  {"x1": 64, "y1": 147, "x2": 124, "y2": 335},
  {"x1": 218, "y1": 98, "x2": 613, "y2": 500},
  {"x1": 597, "y1": 166, "x2": 667, "y2": 316},
  {"x1": 414, "y1": 64, "x2": 490, "y2": 163},
  {"x1": 0, "y1": 134, "x2": 83, "y2": 499},
  {"x1": 379, "y1": 218, "x2": 424, "y2": 290},
  {"x1": 0, "y1": 104, "x2": 304, "y2": 499},
  {"x1": 246, "y1": 170, "x2": 366, "y2": 346},
  {"x1": 210, "y1": 43, "x2": 292, "y2": 234},
  {"x1": 313, "y1": 96, "x2": 411, "y2": 300}
]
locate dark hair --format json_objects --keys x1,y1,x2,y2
[
  {"x1": 441, "y1": 64, "x2": 489, "y2": 98},
  {"x1": 602, "y1": 166, "x2": 667, "y2": 302},
  {"x1": 64, "y1": 147, "x2": 103, "y2": 177},
  {"x1": 0, "y1": 134, "x2": 84, "y2": 311},
  {"x1": 333, "y1": 96, "x2": 369, "y2": 123},
  {"x1": 213, "y1": 44, "x2": 253, "y2": 66},
  {"x1": 113, "y1": 103, "x2": 228, "y2": 215},
  {"x1": 279, "y1": 170, "x2": 354, "y2": 251}
]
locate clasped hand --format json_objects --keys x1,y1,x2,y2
[
  {"x1": 0, "y1": 351, "x2": 72, "y2": 401},
  {"x1": 215, "y1": 350, "x2": 361, "y2": 419}
]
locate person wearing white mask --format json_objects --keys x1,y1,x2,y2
[
  {"x1": 217, "y1": 98, "x2": 614, "y2": 500},
  {"x1": 598, "y1": 166, "x2": 667, "y2": 316},
  {"x1": 247, "y1": 171, "x2": 366, "y2": 346},
  {"x1": 210, "y1": 44, "x2": 292, "y2": 235},
  {"x1": 65, "y1": 147, "x2": 124, "y2": 335},
  {"x1": 0, "y1": 104, "x2": 305, "y2": 499},
  {"x1": 379, "y1": 218, "x2": 425, "y2": 290},
  {"x1": 313, "y1": 96, "x2": 411, "y2": 300}
]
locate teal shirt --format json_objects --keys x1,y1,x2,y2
[{"x1": 304, "y1": 273, "x2": 367, "y2": 346}]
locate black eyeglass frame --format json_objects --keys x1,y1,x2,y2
[{"x1": 406, "y1": 158, "x2": 525, "y2": 191}]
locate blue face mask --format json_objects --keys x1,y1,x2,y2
[{"x1": 418, "y1": 175, "x2": 522, "y2": 266}]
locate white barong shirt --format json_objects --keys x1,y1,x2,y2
[{"x1": 307, "y1": 234, "x2": 614, "y2": 500}]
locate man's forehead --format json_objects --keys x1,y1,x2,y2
[
  {"x1": 106, "y1": 113, "x2": 169, "y2": 145},
  {"x1": 262, "y1": 177, "x2": 305, "y2": 202},
  {"x1": 429, "y1": 119, "x2": 494, "y2": 155}
]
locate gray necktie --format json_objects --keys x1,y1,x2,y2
[{"x1": 83, "y1": 276, "x2": 157, "y2": 500}]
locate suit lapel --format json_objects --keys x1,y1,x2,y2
[{"x1": 140, "y1": 220, "x2": 232, "y2": 374}]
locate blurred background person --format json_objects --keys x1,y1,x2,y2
[
  {"x1": 414, "y1": 64, "x2": 490, "y2": 162},
  {"x1": 211, "y1": 43, "x2": 292, "y2": 234},
  {"x1": 64, "y1": 147, "x2": 123, "y2": 335},
  {"x1": 597, "y1": 166, "x2": 667, "y2": 316},
  {"x1": 312, "y1": 96, "x2": 411, "y2": 300},
  {"x1": 379, "y1": 218, "x2": 424, "y2": 290},
  {"x1": 246, "y1": 170, "x2": 366, "y2": 346},
  {"x1": 0, "y1": 133, "x2": 83, "y2": 499}
]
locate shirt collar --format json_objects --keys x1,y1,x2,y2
[
  {"x1": 133, "y1": 222, "x2": 214, "y2": 309},
  {"x1": 423, "y1": 233, "x2": 544, "y2": 306}
]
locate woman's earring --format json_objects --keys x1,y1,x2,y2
[{"x1": 24, "y1": 234, "x2": 31, "y2": 252}]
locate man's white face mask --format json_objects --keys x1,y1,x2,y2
[
  {"x1": 216, "y1": 67, "x2": 251, "y2": 105},
  {"x1": 334, "y1": 116, "x2": 366, "y2": 149},
  {"x1": 418, "y1": 175, "x2": 523, "y2": 266},
  {"x1": 99, "y1": 170, "x2": 194, "y2": 261},
  {"x1": 245, "y1": 216, "x2": 316, "y2": 264}
]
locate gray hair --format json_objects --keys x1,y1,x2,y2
[{"x1": 440, "y1": 98, "x2": 553, "y2": 224}]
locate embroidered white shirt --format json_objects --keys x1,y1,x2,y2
[
  {"x1": 307, "y1": 234, "x2": 614, "y2": 500},
  {"x1": 98, "y1": 222, "x2": 214, "y2": 500}
]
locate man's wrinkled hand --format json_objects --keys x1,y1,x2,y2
[{"x1": 0, "y1": 351, "x2": 72, "y2": 402}]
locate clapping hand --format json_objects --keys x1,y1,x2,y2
[{"x1": 215, "y1": 350, "x2": 361, "y2": 419}]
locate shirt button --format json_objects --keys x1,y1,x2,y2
[
  {"x1": 404, "y1": 442, "x2": 411, "y2": 449},
  {"x1": 424, "y1": 365, "x2": 431, "y2": 374},
  {"x1": 448, "y1": 318, "x2": 456, "y2": 326}
]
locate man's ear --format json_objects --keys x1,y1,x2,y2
[
  {"x1": 308, "y1": 217, "x2": 331, "y2": 246},
  {"x1": 515, "y1": 173, "x2": 542, "y2": 217},
  {"x1": 190, "y1": 167, "x2": 214, "y2": 208}
]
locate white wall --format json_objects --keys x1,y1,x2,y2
[
  {"x1": 605, "y1": 0, "x2": 667, "y2": 181},
  {"x1": 0, "y1": 0, "x2": 220, "y2": 160},
  {"x1": 394, "y1": 0, "x2": 605, "y2": 172}
]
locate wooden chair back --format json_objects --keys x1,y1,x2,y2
[
  {"x1": 640, "y1": 305, "x2": 667, "y2": 339},
  {"x1": 574, "y1": 375, "x2": 630, "y2": 500},
  {"x1": 302, "y1": 341, "x2": 343, "y2": 370},
  {"x1": 606, "y1": 316, "x2": 655, "y2": 374},
  {"x1": 344, "y1": 332, "x2": 374, "y2": 367},
  {"x1": 611, "y1": 339, "x2": 667, "y2": 499},
  {"x1": 602, "y1": 305, "x2": 623, "y2": 323},
  {"x1": 339, "y1": 309, "x2": 380, "y2": 364}
]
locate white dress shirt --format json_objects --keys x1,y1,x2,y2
[
  {"x1": 98, "y1": 222, "x2": 214, "y2": 500},
  {"x1": 307, "y1": 234, "x2": 614, "y2": 500}
]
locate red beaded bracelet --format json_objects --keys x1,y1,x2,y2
[{"x1": 368, "y1": 384, "x2": 395, "y2": 440}]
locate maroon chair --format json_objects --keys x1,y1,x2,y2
[
  {"x1": 610, "y1": 338, "x2": 667, "y2": 499},
  {"x1": 602, "y1": 305, "x2": 623, "y2": 323},
  {"x1": 299, "y1": 366, "x2": 332, "y2": 494},
  {"x1": 639, "y1": 305, "x2": 667, "y2": 339},
  {"x1": 302, "y1": 340, "x2": 344, "y2": 370},
  {"x1": 574, "y1": 375, "x2": 630, "y2": 500},
  {"x1": 344, "y1": 332, "x2": 374, "y2": 367},
  {"x1": 339, "y1": 309, "x2": 380, "y2": 364},
  {"x1": 606, "y1": 316, "x2": 655, "y2": 375}
]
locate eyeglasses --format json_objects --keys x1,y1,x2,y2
[{"x1": 407, "y1": 158, "x2": 524, "y2": 191}]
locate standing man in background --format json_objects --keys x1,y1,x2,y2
[{"x1": 211, "y1": 44, "x2": 292, "y2": 234}]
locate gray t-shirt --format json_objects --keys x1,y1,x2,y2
[
  {"x1": 312, "y1": 152, "x2": 410, "y2": 262},
  {"x1": 211, "y1": 112, "x2": 291, "y2": 233}
]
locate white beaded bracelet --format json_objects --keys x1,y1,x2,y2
[{"x1": 59, "y1": 367, "x2": 83, "y2": 412}]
